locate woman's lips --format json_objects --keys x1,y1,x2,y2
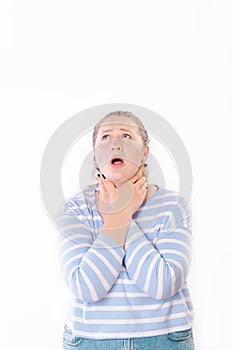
[
  {"x1": 111, "y1": 162, "x2": 124, "y2": 168},
  {"x1": 110, "y1": 158, "x2": 124, "y2": 168}
]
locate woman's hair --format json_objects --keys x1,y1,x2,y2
[{"x1": 92, "y1": 111, "x2": 150, "y2": 147}]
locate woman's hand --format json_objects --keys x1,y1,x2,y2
[{"x1": 96, "y1": 165, "x2": 148, "y2": 224}]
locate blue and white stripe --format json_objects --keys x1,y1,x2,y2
[{"x1": 56, "y1": 184, "x2": 193, "y2": 339}]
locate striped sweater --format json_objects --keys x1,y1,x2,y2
[{"x1": 56, "y1": 183, "x2": 194, "y2": 339}]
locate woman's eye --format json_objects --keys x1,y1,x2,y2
[
  {"x1": 101, "y1": 133, "x2": 132, "y2": 140},
  {"x1": 123, "y1": 134, "x2": 132, "y2": 139}
]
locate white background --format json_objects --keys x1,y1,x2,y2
[{"x1": 1, "y1": 1, "x2": 233, "y2": 349}]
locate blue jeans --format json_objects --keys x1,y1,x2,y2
[{"x1": 63, "y1": 324, "x2": 195, "y2": 350}]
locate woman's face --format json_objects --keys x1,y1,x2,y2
[{"x1": 94, "y1": 115, "x2": 149, "y2": 186}]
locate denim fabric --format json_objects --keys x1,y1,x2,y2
[{"x1": 63, "y1": 324, "x2": 195, "y2": 350}]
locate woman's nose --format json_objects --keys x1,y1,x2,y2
[{"x1": 111, "y1": 139, "x2": 123, "y2": 151}]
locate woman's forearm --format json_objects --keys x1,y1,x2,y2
[{"x1": 101, "y1": 214, "x2": 131, "y2": 248}]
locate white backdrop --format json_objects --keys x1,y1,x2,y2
[{"x1": 1, "y1": 1, "x2": 233, "y2": 349}]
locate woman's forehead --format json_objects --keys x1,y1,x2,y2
[{"x1": 98, "y1": 115, "x2": 139, "y2": 131}]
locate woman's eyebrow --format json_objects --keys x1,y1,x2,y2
[{"x1": 100, "y1": 128, "x2": 132, "y2": 135}]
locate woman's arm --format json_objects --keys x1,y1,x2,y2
[
  {"x1": 124, "y1": 195, "x2": 192, "y2": 300},
  {"x1": 56, "y1": 198, "x2": 125, "y2": 304}
]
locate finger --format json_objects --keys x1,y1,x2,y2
[
  {"x1": 141, "y1": 186, "x2": 149, "y2": 198},
  {"x1": 104, "y1": 179, "x2": 116, "y2": 191},
  {"x1": 103, "y1": 179, "x2": 119, "y2": 201},
  {"x1": 97, "y1": 173, "x2": 108, "y2": 193},
  {"x1": 128, "y1": 165, "x2": 144, "y2": 184},
  {"x1": 133, "y1": 176, "x2": 147, "y2": 189},
  {"x1": 98, "y1": 173, "x2": 118, "y2": 201}
]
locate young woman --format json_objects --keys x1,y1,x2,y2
[{"x1": 56, "y1": 111, "x2": 195, "y2": 349}]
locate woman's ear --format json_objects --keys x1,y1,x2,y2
[
  {"x1": 141, "y1": 147, "x2": 149, "y2": 176},
  {"x1": 144, "y1": 145, "x2": 149, "y2": 157},
  {"x1": 143, "y1": 146, "x2": 149, "y2": 162}
]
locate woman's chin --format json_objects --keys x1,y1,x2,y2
[
  {"x1": 108, "y1": 176, "x2": 128, "y2": 187},
  {"x1": 105, "y1": 167, "x2": 139, "y2": 187}
]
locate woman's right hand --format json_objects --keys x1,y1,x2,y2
[{"x1": 96, "y1": 165, "x2": 148, "y2": 223}]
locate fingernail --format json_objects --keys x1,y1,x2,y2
[
  {"x1": 97, "y1": 173, "x2": 100, "y2": 177},
  {"x1": 96, "y1": 167, "x2": 100, "y2": 171},
  {"x1": 102, "y1": 174, "x2": 106, "y2": 179},
  {"x1": 144, "y1": 163, "x2": 148, "y2": 167}
]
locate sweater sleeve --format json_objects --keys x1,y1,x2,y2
[
  {"x1": 56, "y1": 196, "x2": 125, "y2": 303},
  {"x1": 124, "y1": 194, "x2": 192, "y2": 300}
]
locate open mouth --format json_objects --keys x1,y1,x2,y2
[{"x1": 111, "y1": 158, "x2": 124, "y2": 166}]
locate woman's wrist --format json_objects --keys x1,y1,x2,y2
[
  {"x1": 103, "y1": 213, "x2": 131, "y2": 228},
  {"x1": 101, "y1": 214, "x2": 131, "y2": 248}
]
